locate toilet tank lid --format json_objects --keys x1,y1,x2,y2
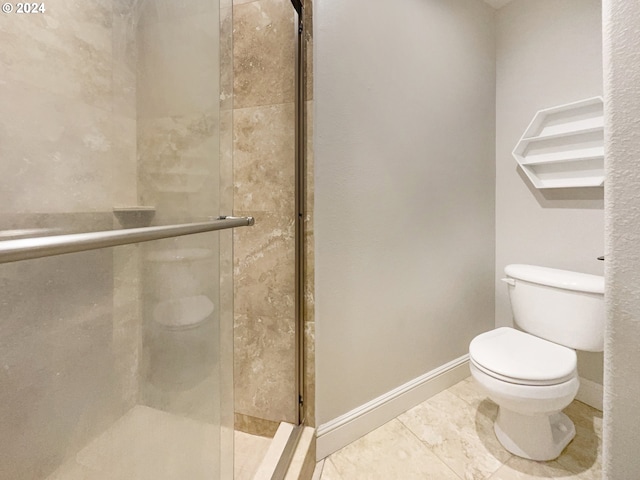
[{"x1": 505, "y1": 264, "x2": 604, "y2": 294}]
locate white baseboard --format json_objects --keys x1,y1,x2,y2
[
  {"x1": 316, "y1": 355, "x2": 470, "y2": 460},
  {"x1": 576, "y1": 376, "x2": 603, "y2": 411}
]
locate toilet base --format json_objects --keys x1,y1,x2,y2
[{"x1": 494, "y1": 408, "x2": 575, "y2": 461}]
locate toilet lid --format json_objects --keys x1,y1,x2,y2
[{"x1": 469, "y1": 327, "x2": 577, "y2": 385}]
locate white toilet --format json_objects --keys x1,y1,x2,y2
[{"x1": 469, "y1": 264, "x2": 604, "y2": 461}]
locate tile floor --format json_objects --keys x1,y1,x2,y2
[{"x1": 315, "y1": 377, "x2": 602, "y2": 480}]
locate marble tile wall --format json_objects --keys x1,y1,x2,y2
[
  {"x1": 233, "y1": 0, "x2": 296, "y2": 109},
  {"x1": 134, "y1": 2, "x2": 232, "y2": 444},
  {"x1": 0, "y1": 1, "x2": 138, "y2": 215},
  {"x1": 134, "y1": 0, "x2": 233, "y2": 450},
  {"x1": 1, "y1": 0, "x2": 233, "y2": 477},
  {"x1": 232, "y1": 0, "x2": 301, "y2": 429},
  {"x1": 0, "y1": 3, "x2": 141, "y2": 478},
  {"x1": 135, "y1": 4, "x2": 221, "y2": 223},
  {"x1": 0, "y1": 214, "x2": 126, "y2": 479}
]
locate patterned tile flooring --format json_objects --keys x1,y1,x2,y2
[{"x1": 315, "y1": 377, "x2": 602, "y2": 480}]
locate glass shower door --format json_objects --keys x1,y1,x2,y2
[{"x1": 0, "y1": 0, "x2": 236, "y2": 478}]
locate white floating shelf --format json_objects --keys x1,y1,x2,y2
[
  {"x1": 521, "y1": 147, "x2": 605, "y2": 166},
  {"x1": 513, "y1": 97, "x2": 604, "y2": 189}
]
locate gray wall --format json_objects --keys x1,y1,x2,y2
[
  {"x1": 314, "y1": 0, "x2": 496, "y2": 425},
  {"x1": 495, "y1": 0, "x2": 604, "y2": 384},
  {"x1": 603, "y1": 0, "x2": 640, "y2": 476}
]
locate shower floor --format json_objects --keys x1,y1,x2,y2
[
  {"x1": 46, "y1": 405, "x2": 271, "y2": 480},
  {"x1": 235, "y1": 430, "x2": 273, "y2": 480}
]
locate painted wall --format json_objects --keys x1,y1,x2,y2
[
  {"x1": 603, "y1": 0, "x2": 640, "y2": 476},
  {"x1": 495, "y1": 0, "x2": 604, "y2": 384},
  {"x1": 314, "y1": 0, "x2": 496, "y2": 425}
]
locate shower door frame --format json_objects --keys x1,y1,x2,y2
[
  {"x1": 292, "y1": 0, "x2": 307, "y2": 428},
  {"x1": 268, "y1": 0, "x2": 308, "y2": 477}
]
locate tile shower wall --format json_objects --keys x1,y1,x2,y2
[
  {"x1": 136, "y1": 2, "x2": 221, "y2": 223},
  {"x1": 134, "y1": 1, "x2": 228, "y2": 425},
  {"x1": 0, "y1": 3, "x2": 139, "y2": 478},
  {"x1": 0, "y1": 1, "x2": 138, "y2": 214},
  {"x1": 232, "y1": 0, "x2": 298, "y2": 429},
  {"x1": 0, "y1": 1, "x2": 233, "y2": 477}
]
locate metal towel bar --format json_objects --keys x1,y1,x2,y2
[{"x1": 0, "y1": 216, "x2": 254, "y2": 265}]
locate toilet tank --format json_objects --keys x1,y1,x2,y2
[{"x1": 504, "y1": 264, "x2": 605, "y2": 352}]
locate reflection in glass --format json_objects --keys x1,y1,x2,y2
[{"x1": 0, "y1": 0, "x2": 231, "y2": 478}]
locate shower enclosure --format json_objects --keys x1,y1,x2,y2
[{"x1": 0, "y1": 0, "x2": 306, "y2": 478}]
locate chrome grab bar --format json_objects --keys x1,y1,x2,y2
[{"x1": 0, "y1": 216, "x2": 254, "y2": 265}]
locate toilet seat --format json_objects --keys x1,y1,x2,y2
[{"x1": 469, "y1": 327, "x2": 577, "y2": 386}]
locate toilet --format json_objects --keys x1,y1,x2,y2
[{"x1": 469, "y1": 264, "x2": 604, "y2": 461}]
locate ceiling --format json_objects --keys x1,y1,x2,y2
[{"x1": 483, "y1": 0, "x2": 514, "y2": 9}]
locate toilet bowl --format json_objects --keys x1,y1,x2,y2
[
  {"x1": 469, "y1": 264, "x2": 604, "y2": 461},
  {"x1": 470, "y1": 327, "x2": 579, "y2": 460},
  {"x1": 147, "y1": 295, "x2": 216, "y2": 388}
]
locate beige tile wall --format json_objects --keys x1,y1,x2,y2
[
  {"x1": 0, "y1": 3, "x2": 140, "y2": 477},
  {"x1": 136, "y1": 4, "x2": 221, "y2": 224},
  {"x1": 1, "y1": 1, "x2": 236, "y2": 478},
  {"x1": 232, "y1": 0, "x2": 301, "y2": 428},
  {"x1": 134, "y1": 2, "x2": 230, "y2": 432},
  {"x1": 0, "y1": 214, "x2": 125, "y2": 479},
  {"x1": 1, "y1": 0, "x2": 234, "y2": 476},
  {"x1": 0, "y1": 2, "x2": 138, "y2": 215}
]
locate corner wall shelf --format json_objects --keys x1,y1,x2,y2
[{"x1": 513, "y1": 97, "x2": 604, "y2": 189}]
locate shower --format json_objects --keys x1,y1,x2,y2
[{"x1": 0, "y1": 0, "x2": 310, "y2": 478}]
